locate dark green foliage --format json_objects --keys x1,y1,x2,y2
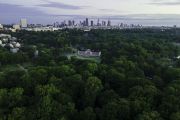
[{"x1": 0, "y1": 29, "x2": 180, "y2": 120}]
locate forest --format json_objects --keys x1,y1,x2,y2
[{"x1": 0, "y1": 28, "x2": 180, "y2": 120}]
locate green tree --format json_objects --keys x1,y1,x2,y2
[
  {"x1": 136, "y1": 111, "x2": 163, "y2": 120},
  {"x1": 84, "y1": 77, "x2": 103, "y2": 107}
]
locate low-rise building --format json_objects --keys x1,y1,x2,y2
[
  {"x1": 78, "y1": 49, "x2": 101, "y2": 57},
  {"x1": 0, "y1": 24, "x2": 3, "y2": 30},
  {"x1": 10, "y1": 48, "x2": 19, "y2": 53},
  {"x1": 0, "y1": 34, "x2": 11, "y2": 38},
  {"x1": 34, "y1": 50, "x2": 39, "y2": 57},
  {"x1": 177, "y1": 56, "x2": 180, "y2": 59},
  {"x1": 13, "y1": 24, "x2": 21, "y2": 30},
  {"x1": 0, "y1": 34, "x2": 22, "y2": 53}
]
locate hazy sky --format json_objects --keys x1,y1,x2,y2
[
  {"x1": 1, "y1": 0, "x2": 180, "y2": 16},
  {"x1": 1, "y1": 0, "x2": 180, "y2": 25}
]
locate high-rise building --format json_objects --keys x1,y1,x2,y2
[
  {"x1": 85, "y1": 18, "x2": 89, "y2": 26},
  {"x1": 83, "y1": 21, "x2": 86, "y2": 26},
  {"x1": 20, "y1": 19, "x2": 27, "y2": 28},
  {"x1": 102, "y1": 21, "x2": 106, "y2": 26},
  {"x1": 72, "y1": 20, "x2": 75, "y2": 26},
  {"x1": 54, "y1": 22, "x2": 59, "y2": 27},
  {"x1": 97, "y1": 19, "x2": 100, "y2": 26},
  {"x1": 91, "y1": 21, "x2": 94, "y2": 26},
  {"x1": 120, "y1": 23, "x2": 124, "y2": 27},
  {"x1": 68, "y1": 20, "x2": 72, "y2": 26},
  {"x1": 107, "y1": 19, "x2": 111, "y2": 26}
]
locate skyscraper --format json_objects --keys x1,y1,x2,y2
[
  {"x1": 72, "y1": 20, "x2": 75, "y2": 26},
  {"x1": 20, "y1": 19, "x2": 27, "y2": 28},
  {"x1": 91, "y1": 21, "x2": 94, "y2": 26},
  {"x1": 68, "y1": 20, "x2": 72, "y2": 26},
  {"x1": 97, "y1": 19, "x2": 100, "y2": 26},
  {"x1": 107, "y1": 19, "x2": 111, "y2": 26},
  {"x1": 54, "y1": 22, "x2": 59, "y2": 27},
  {"x1": 102, "y1": 21, "x2": 106, "y2": 26},
  {"x1": 85, "y1": 18, "x2": 89, "y2": 26}
]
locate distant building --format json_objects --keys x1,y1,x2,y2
[
  {"x1": 0, "y1": 34, "x2": 21, "y2": 53},
  {"x1": 68, "y1": 20, "x2": 72, "y2": 26},
  {"x1": 85, "y1": 18, "x2": 89, "y2": 26},
  {"x1": 13, "y1": 42, "x2": 21, "y2": 48},
  {"x1": 10, "y1": 48, "x2": 19, "y2": 53},
  {"x1": 13, "y1": 24, "x2": 21, "y2": 30},
  {"x1": 72, "y1": 20, "x2": 75, "y2": 26},
  {"x1": 107, "y1": 20, "x2": 111, "y2": 26},
  {"x1": 34, "y1": 50, "x2": 39, "y2": 57},
  {"x1": 91, "y1": 21, "x2": 94, "y2": 26},
  {"x1": 97, "y1": 19, "x2": 100, "y2": 26},
  {"x1": 177, "y1": 56, "x2": 180, "y2": 59},
  {"x1": 78, "y1": 49, "x2": 101, "y2": 57},
  {"x1": 0, "y1": 34, "x2": 11, "y2": 38},
  {"x1": 102, "y1": 21, "x2": 106, "y2": 26},
  {"x1": 0, "y1": 24, "x2": 3, "y2": 30},
  {"x1": 53, "y1": 22, "x2": 59, "y2": 28},
  {"x1": 20, "y1": 19, "x2": 27, "y2": 28}
]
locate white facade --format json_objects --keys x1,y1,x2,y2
[
  {"x1": 0, "y1": 34, "x2": 11, "y2": 38},
  {"x1": 10, "y1": 48, "x2": 19, "y2": 53},
  {"x1": 0, "y1": 34, "x2": 21, "y2": 53},
  {"x1": 14, "y1": 42, "x2": 21, "y2": 48},
  {"x1": 13, "y1": 24, "x2": 21, "y2": 30},
  {"x1": 20, "y1": 19, "x2": 27, "y2": 28},
  {"x1": 34, "y1": 50, "x2": 39, "y2": 57},
  {"x1": 78, "y1": 49, "x2": 101, "y2": 57},
  {"x1": 0, "y1": 24, "x2": 3, "y2": 29}
]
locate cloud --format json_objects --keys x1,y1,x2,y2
[
  {"x1": 149, "y1": 0, "x2": 180, "y2": 5},
  {"x1": 99, "y1": 9, "x2": 121, "y2": 13},
  {"x1": 38, "y1": 1, "x2": 89, "y2": 10},
  {"x1": 0, "y1": 3, "x2": 47, "y2": 16}
]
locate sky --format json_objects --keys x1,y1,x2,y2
[{"x1": 1, "y1": 0, "x2": 180, "y2": 24}]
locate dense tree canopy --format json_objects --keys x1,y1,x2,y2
[{"x1": 0, "y1": 28, "x2": 180, "y2": 120}]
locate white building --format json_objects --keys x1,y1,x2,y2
[
  {"x1": 0, "y1": 34, "x2": 11, "y2": 38},
  {"x1": 20, "y1": 19, "x2": 27, "y2": 28},
  {"x1": 34, "y1": 50, "x2": 39, "y2": 57},
  {"x1": 13, "y1": 24, "x2": 21, "y2": 30},
  {"x1": 177, "y1": 56, "x2": 180, "y2": 59},
  {"x1": 0, "y1": 24, "x2": 3, "y2": 29},
  {"x1": 0, "y1": 34, "x2": 21, "y2": 53},
  {"x1": 78, "y1": 49, "x2": 101, "y2": 57},
  {"x1": 14, "y1": 42, "x2": 21, "y2": 48},
  {"x1": 10, "y1": 48, "x2": 19, "y2": 53}
]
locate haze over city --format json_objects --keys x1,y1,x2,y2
[{"x1": 1, "y1": 0, "x2": 180, "y2": 25}]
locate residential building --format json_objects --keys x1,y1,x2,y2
[
  {"x1": 0, "y1": 24, "x2": 3, "y2": 29},
  {"x1": 78, "y1": 49, "x2": 101, "y2": 57},
  {"x1": 13, "y1": 24, "x2": 21, "y2": 30},
  {"x1": 34, "y1": 50, "x2": 39, "y2": 57}
]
